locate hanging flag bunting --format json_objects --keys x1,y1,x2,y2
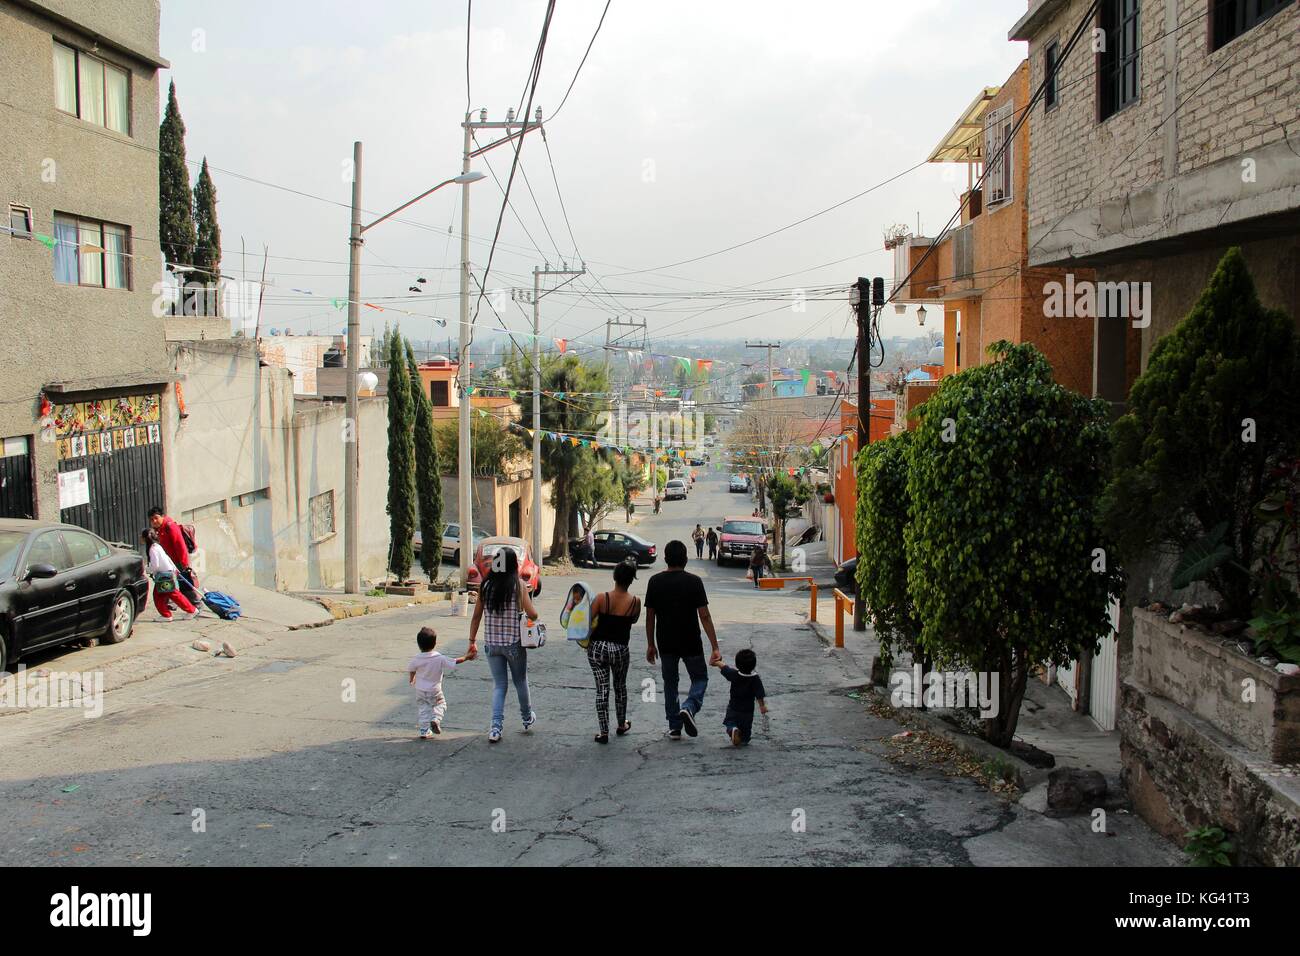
[
  {"x1": 364, "y1": 303, "x2": 384, "y2": 311},
  {"x1": 554, "y1": 391, "x2": 566, "y2": 400},
  {"x1": 800, "y1": 369, "x2": 811, "y2": 391},
  {"x1": 330, "y1": 297, "x2": 347, "y2": 310},
  {"x1": 825, "y1": 370, "x2": 838, "y2": 385},
  {"x1": 34, "y1": 233, "x2": 56, "y2": 251},
  {"x1": 696, "y1": 359, "x2": 713, "y2": 374},
  {"x1": 554, "y1": 338, "x2": 568, "y2": 354}
]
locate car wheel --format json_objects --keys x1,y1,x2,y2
[
  {"x1": 451, "y1": 550, "x2": 460, "y2": 569},
  {"x1": 103, "y1": 590, "x2": 135, "y2": 644}
]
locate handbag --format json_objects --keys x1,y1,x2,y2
[
  {"x1": 520, "y1": 613, "x2": 547, "y2": 648},
  {"x1": 153, "y1": 571, "x2": 178, "y2": 593}
]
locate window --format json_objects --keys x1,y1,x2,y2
[
  {"x1": 430, "y1": 380, "x2": 450, "y2": 407},
  {"x1": 1044, "y1": 41, "x2": 1061, "y2": 110},
  {"x1": 26, "y1": 531, "x2": 71, "y2": 573},
  {"x1": 234, "y1": 488, "x2": 269, "y2": 507},
  {"x1": 184, "y1": 500, "x2": 227, "y2": 522},
  {"x1": 983, "y1": 103, "x2": 1014, "y2": 206},
  {"x1": 309, "y1": 490, "x2": 335, "y2": 541},
  {"x1": 1211, "y1": 0, "x2": 1293, "y2": 49},
  {"x1": 52, "y1": 41, "x2": 129, "y2": 134},
  {"x1": 1099, "y1": 0, "x2": 1141, "y2": 120},
  {"x1": 64, "y1": 529, "x2": 109, "y2": 566},
  {"x1": 8, "y1": 204, "x2": 32, "y2": 240},
  {"x1": 53, "y1": 214, "x2": 131, "y2": 289}
]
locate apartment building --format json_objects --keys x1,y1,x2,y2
[{"x1": 0, "y1": 0, "x2": 170, "y2": 543}]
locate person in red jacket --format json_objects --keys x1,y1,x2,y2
[{"x1": 148, "y1": 507, "x2": 202, "y2": 608}]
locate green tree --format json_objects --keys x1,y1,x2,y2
[
  {"x1": 191, "y1": 157, "x2": 221, "y2": 292},
  {"x1": 406, "y1": 340, "x2": 442, "y2": 578},
  {"x1": 158, "y1": 80, "x2": 196, "y2": 271},
  {"x1": 906, "y1": 341, "x2": 1124, "y2": 747},
  {"x1": 855, "y1": 432, "x2": 921, "y2": 674},
  {"x1": 572, "y1": 455, "x2": 622, "y2": 532},
  {"x1": 507, "y1": 355, "x2": 611, "y2": 558},
  {"x1": 1102, "y1": 248, "x2": 1300, "y2": 617},
  {"x1": 386, "y1": 333, "x2": 416, "y2": 581},
  {"x1": 767, "y1": 471, "x2": 811, "y2": 570},
  {"x1": 433, "y1": 415, "x2": 525, "y2": 477}
]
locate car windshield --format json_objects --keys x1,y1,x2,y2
[
  {"x1": 0, "y1": 531, "x2": 24, "y2": 582},
  {"x1": 723, "y1": 521, "x2": 763, "y2": 536},
  {"x1": 482, "y1": 544, "x2": 525, "y2": 564}
]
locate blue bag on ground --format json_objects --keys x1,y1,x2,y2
[{"x1": 202, "y1": 590, "x2": 242, "y2": 620}]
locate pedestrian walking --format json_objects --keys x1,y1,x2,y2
[
  {"x1": 749, "y1": 545, "x2": 768, "y2": 588},
  {"x1": 645, "y1": 540, "x2": 721, "y2": 740},
  {"x1": 468, "y1": 548, "x2": 540, "y2": 743},
  {"x1": 710, "y1": 648, "x2": 768, "y2": 746},
  {"x1": 691, "y1": 523, "x2": 706, "y2": 559},
  {"x1": 586, "y1": 558, "x2": 641, "y2": 743},
  {"x1": 141, "y1": 529, "x2": 198, "y2": 621},
  {"x1": 408, "y1": 626, "x2": 468, "y2": 739},
  {"x1": 148, "y1": 506, "x2": 202, "y2": 608},
  {"x1": 585, "y1": 525, "x2": 597, "y2": 568},
  {"x1": 706, "y1": 526, "x2": 719, "y2": 560}
]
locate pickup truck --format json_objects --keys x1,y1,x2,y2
[{"x1": 717, "y1": 515, "x2": 767, "y2": 566}]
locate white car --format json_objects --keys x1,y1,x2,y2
[{"x1": 664, "y1": 479, "x2": 687, "y2": 501}]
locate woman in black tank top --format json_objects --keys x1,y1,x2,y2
[{"x1": 588, "y1": 559, "x2": 642, "y2": 743}]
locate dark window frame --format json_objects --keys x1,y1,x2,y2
[
  {"x1": 1044, "y1": 40, "x2": 1061, "y2": 111},
  {"x1": 8, "y1": 204, "x2": 33, "y2": 240},
  {"x1": 429, "y1": 379, "x2": 450, "y2": 406},
  {"x1": 1098, "y1": 0, "x2": 1141, "y2": 122},
  {"x1": 1210, "y1": 0, "x2": 1294, "y2": 51},
  {"x1": 52, "y1": 213, "x2": 132, "y2": 291},
  {"x1": 52, "y1": 39, "x2": 132, "y2": 135}
]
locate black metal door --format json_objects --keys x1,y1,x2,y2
[
  {"x1": 59, "y1": 440, "x2": 165, "y2": 548},
  {"x1": 0, "y1": 446, "x2": 35, "y2": 518}
]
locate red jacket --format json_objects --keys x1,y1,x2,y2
[{"x1": 157, "y1": 517, "x2": 191, "y2": 571}]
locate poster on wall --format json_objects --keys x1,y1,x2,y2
[{"x1": 58, "y1": 468, "x2": 90, "y2": 509}]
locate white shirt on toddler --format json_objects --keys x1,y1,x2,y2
[{"x1": 408, "y1": 651, "x2": 458, "y2": 692}]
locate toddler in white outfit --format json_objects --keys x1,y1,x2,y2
[{"x1": 408, "y1": 626, "x2": 467, "y2": 738}]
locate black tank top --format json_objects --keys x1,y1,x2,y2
[{"x1": 591, "y1": 592, "x2": 641, "y2": 646}]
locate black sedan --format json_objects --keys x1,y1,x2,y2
[
  {"x1": 0, "y1": 519, "x2": 149, "y2": 673},
  {"x1": 569, "y1": 530, "x2": 658, "y2": 567},
  {"x1": 835, "y1": 557, "x2": 858, "y2": 595}
]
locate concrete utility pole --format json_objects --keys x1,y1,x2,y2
[
  {"x1": 344, "y1": 142, "x2": 364, "y2": 593},
  {"x1": 342, "y1": 141, "x2": 484, "y2": 595},
  {"x1": 458, "y1": 108, "x2": 546, "y2": 599},
  {"x1": 517, "y1": 262, "x2": 585, "y2": 565}
]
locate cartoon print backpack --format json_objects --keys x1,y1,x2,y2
[{"x1": 560, "y1": 582, "x2": 597, "y2": 649}]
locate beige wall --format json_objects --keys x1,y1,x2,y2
[
  {"x1": 0, "y1": 0, "x2": 167, "y2": 520},
  {"x1": 167, "y1": 340, "x2": 391, "y2": 591}
]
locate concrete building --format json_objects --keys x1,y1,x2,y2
[
  {"x1": 166, "y1": 339, "x2": 391, "y2": 590},
  {"x1": 259, "y1": 333, "x2": 371, "y2": 396},
  {"x1": 1009, "y1": 0, "x2": 1300, "y2": 858},
  {"x1": 0, "y1": 0, "x2": 173, "y2": 542}
]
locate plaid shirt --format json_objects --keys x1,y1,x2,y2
[{"x1": 482, "y1": 580, "x2": 521, "y2": 647}]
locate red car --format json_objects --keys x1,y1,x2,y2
[{"x1": 465, "y1": 536, "x2": 542, "y2": 596}]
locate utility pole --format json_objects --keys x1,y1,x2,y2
[
  {"x1": 457, "y1": 107, "x2": 546, "y2": 602},
  {"x1": 745, "y1": 341, "x2": 780, "y2": 518},
  {"x1": 516, "y1": 262, "x2": 585, "y2": 565},
  {"x1": 850, "y1": 276, "x2": 885, "y2": 631},
  {"x1": 602, "y1": 316, "x2": 647, "y2": 377},
  {"x1": 344, "y1": 141, "x2": 363, "y2": 593}
]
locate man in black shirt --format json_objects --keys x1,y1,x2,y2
[{"x1": 645, "y1": 540, "x2": 721, "y2": 739}]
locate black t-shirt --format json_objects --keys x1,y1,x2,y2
[
  {"x1": 721, "y1": 665, "x2": 767, "y2": 716},
  {"x1": 645, "y1": 569, "x2": 708, "y2": 657}
]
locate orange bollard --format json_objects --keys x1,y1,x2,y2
[
  {"x1": 809, "y1": 582, "x2": 818, "y2": 623},
  {"x1": 832, "y1": 588, "x2": 850, "y2": 648}
]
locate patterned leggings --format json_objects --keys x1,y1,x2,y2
[{"x1": 587, "y1": 640, "x2": 630, "y2": 736}]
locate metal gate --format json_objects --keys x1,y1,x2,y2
[
  {"x1": 0, "y1": 436, "x2": 35, "y2": 519},
  {"x1": 1089, "y1": 599, "x2": 1121, "y2": 731},
  {"x1": 58, "y1": 440, "x2": 165, "y2": 547}
]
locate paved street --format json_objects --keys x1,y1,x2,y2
[{"x1": 0, "y1": 470, "x2": 1177, "y2": 866}]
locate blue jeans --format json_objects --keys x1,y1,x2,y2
[
  {"x1": 661, "y1": 653, "x2": 707, "y2": 730},
  {"x1": 487, "y1": 643, "x2": 533, "y2": 731}
]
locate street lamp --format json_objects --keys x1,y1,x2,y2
[
  {"x1": 916, "y1": 304, "x2": 928, "y2": 327},
  {"x1": 343, "y1": 144, "x2": 485, "y2": 594}
]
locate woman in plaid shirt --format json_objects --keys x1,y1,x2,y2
[{"x1": 468, "y1": 547, "x2": 541, "y2": 743}]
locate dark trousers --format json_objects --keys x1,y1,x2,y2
[
  {"x1": 178, "y1": 566, "x2": 203, "y2": 606},
  {"x1": 751, "y1": 563, "x2": 764, "y2": 588},
  {"x1": 661, "y1": 653, "x2": 707, "y2": 730}
]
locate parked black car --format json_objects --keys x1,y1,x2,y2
[
  {"x1": 568, "y1": 530, "x2": 658, "y2": 567},
  {"x1": 834, "y1": 556, "x2": 858, "y2": 595},
  {"x1": 0, "y1": 519, "x2": 149, "y2": 673}
]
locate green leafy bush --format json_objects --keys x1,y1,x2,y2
[
  {"x1": 1184, "y1": 826, "x2": 1234, "y2": 867},
  {"x1": 905, "y1": 341, "x2": 1124, "y2": 747},
  {"x1": 1102, "y1": 248, "x2": 1300, "y2": 617}
]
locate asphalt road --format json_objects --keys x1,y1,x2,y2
[{"x1": 0, "y1": 471, "x2": 1179, "y2": 866}]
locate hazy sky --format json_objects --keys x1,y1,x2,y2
[{"x1": 160, "y1": 0, "x2": 1031, "y2": 356}]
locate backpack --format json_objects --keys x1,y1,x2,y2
[
  {"x1": 560, "y1": 582, "x2": 597, "y2": 649},
  {"x1": 202, "y1": 590, "x2": 241, "y2": 621},
  {"x1": 180, "y1": 523, "x2": 198, "y2": 554}
]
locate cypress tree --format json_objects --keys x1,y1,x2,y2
[
  {"x1": 158, "y1": 81, "x2": 196, "y2": 270},
  {"x1": 407, "y1": 340, "x2": 443, "y2": 578},
  {"x1": 386, "y1": 332, "x2": 416, "y2": 582},
  {"x1": 192, "y1": 157, "x2": 221, "y2": 288}
]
